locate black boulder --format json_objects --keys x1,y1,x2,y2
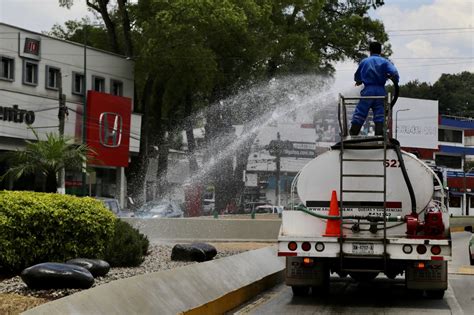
[
  {"x1": 66, "y1": 258, "x2": 110, "y2": 278},
  {"x1": 171, "y1": 243, "x2": 217, "y2": 262},
  {"x1": 21, "y1": 262, "x2": 94, "y2": 290}
]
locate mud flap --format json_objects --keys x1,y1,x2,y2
[
  {"x1": 285, "y1": 257, "x2": 328, "y2": 287},
  {"x1": 406, "y1": 260, "x2": 448, "y2": 291}
]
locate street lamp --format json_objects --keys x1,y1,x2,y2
[{"x1": 395, "y1": 108, "x2": 410, "y2": 139}]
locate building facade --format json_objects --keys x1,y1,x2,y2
[{"x1": 0, "y1": 23, "x2": 141, "y2": 206}]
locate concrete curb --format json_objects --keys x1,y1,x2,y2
[
  {"x1": 23, "y1": 246, "x2": 284, "y2": 315},
  {"x1": 123, "y1": 218, "x2": 282, "y2": 242}
]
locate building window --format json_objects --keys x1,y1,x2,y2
[
  {"x1": 435, "y1": 154, "x2": 462, "y2": 169},
  {"x1": 449, "y1": 196, "x2": 461, "y2": 208},
  {"x1": 110, "y1": 79, "x2": 123, "y2": 96},
  {"x1": 439, "y1": 128, "x2": 463, "y2": 143},
  {"x1": 72, "y1": 72, "x2": 84, "y2": 95},
  {"x1": 92, "y1": 75, "x2": 105, "y2": 92},
  {"x1": 45, "y1": 66, "x2": 60, "y2": 90},
  {"x1": 0, "y1": 56, "x2": 14, "y2": 81},
  {"x1": 23, "y1": 60, "x2": 38, "y2": 86}
]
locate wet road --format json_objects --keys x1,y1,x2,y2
[{"x1": 231, "y1": 232, "x2": 474, "y2": 314}]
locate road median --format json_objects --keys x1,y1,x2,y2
[{"x1": 24, "y1": 246, "x2": 284, "y2": 315}]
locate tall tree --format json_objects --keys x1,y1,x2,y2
[
  {"x1": 398, "y1": 72, "x2": 474, "y2": 116},
  {"x1": 56, "y1": 0, "x2": 391, "y2": 211},
  {"x1": 433, "y1": 72, "x2": 473, "y2": 117}
]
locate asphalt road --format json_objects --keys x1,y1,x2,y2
[{"x1": 231, "y1": 232, "x2": 474, "y2": 314}]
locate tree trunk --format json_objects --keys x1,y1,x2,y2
[
  {"x1": 117, "y1": 0, "x2": 134, "y2": 57},
  {"x1": 204, "y1": 100, "x2": 238, "y2": 213},
  {"x1": 86, "y1": 0, "x2": 121, "y2": 54},
  {"x1": 231, "y1": 132, "x2": 256, "y2": 206},
  {"x1": 46, "y1": 172, "x2": 58, "y2": 193},
  {"x1": 184, "y1": 92, "x2": 198, "y2": 173},
  {"x1": 125, "y1": 76, "x2": 156, "y2": 208}
]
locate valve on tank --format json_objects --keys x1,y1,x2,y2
[
  {"x1": 405, "y1": 205, "x2": 445, "y2": 238},
  {"x1": 423, "y1": 207, "x2": 445, "y2": 237}
]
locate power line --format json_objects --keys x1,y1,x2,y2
[
  {"x1": 392, "y1": 57, "x2": 473, "y2": 60},
  {"x1": 389, "y1": 31, "x2": 474, "y2": 37},
  {"x1": 387, "y1": 27, "x2": 473, "y2": 32}
]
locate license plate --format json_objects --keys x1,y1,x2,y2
[{"x1": 352, "y1": 243, "x2": 374, "y2": 254}]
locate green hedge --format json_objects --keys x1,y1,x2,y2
[
  {"x1": 0, "y1": 191, "x2": 116, "y2": 272},
  {"x1": 104, "y1": 219, "x2": 150, "y2": 267}
]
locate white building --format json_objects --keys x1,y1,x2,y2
[{"x1": 0, "y1": 23, "x2": 141, "y2": 206}]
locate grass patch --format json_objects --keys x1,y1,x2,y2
[{"x1": 0, "y1": 293, "x2": 50, "y2": 315}]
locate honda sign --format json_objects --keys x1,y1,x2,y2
[
  {"x1": 99, "y1": 112, "x2": 123, "y2": 148},
  {"x1": 86, "y1": 91, "x2": 132, "y2": 167}
]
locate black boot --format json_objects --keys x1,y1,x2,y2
[
  {"x1": 349, "y1": 124, "x2": 362, "y2": 136},
  {"x1": 375, "y1": 122, "x2": 384, "y2": 136}
]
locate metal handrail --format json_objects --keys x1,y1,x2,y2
[{"x1": 337, "y1": 93, "x2": 391, "y2": 273}]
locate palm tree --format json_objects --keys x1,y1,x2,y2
[{"x1": 1, "y1": 130, "x2": 94, "y2": 193}]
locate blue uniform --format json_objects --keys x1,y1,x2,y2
[{"x1": 351, "y1": 54, "x2": 399, "y2": 125}]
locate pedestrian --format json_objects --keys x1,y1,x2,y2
[{"x1": 350, "y1": 42, "x2": 399, "y2": 136}]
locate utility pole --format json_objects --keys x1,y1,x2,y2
[
  {"x1": 82, "y1": 25, "x2": 88, "y2": 196},
  {"x1": 58, "y1": 71, "x2": 67, "y2": 194},
  {"x1": 275, "y1": 132, "x2": 281, "y2": 207}
]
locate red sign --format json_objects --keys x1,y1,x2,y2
[
  {"x1": 86, "y1": 91, "x2": 132, "y2": 167},
  {"x1": 24, "y1": 38, "x2": 40, "y2": 55}
]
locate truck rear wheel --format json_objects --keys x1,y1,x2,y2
[
  {"x1": 291, "y1": 286, "x2": 310, "y2": 296},
  {"x1": 426, "y1": 290, "x2": 445, "y2": 299}
]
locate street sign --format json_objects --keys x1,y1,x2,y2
[{"x1": 267, "y1": 140, "x2": 315, "y2": 158}]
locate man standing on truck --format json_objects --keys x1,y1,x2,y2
[{"x1": 350, "y1": 42, "x2": 399, "y2": 136}]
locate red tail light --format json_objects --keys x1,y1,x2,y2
[
  {"x1": 301, "y1": 242, "x2": 311, "y2": 251},
  {"x1": 431, "y1": 245, "x2": 441, "y2": 255},
  {"x1": 288, "y1": 241, "x2": 297, "y2": 251},
  {"x1": 416, "y1": 244, "x2": 427, "y2": 255}
]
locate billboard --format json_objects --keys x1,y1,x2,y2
[
  {"x1": 267, "y1": 140, "x2": 316, "y2": 158},
  {"x1": 86, "y1": 91, "x2": 132, "y2": 167},
  {"x1": 393, "y1": 97, "x2": 438, "y2": 149}
]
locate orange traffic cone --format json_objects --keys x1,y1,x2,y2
[{"x1": 323, "y1": 190, "x2": 344, "y2": 237}]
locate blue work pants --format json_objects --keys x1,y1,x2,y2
[{"x1": 351, "y1": 85, "x2": 386, "y2": 126}]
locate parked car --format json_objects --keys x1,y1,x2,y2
[
  {"x1": 255, "y1": 204, "x2": 284, "y2": 214},
  {"x1": 96, "y1": 197, "x2": 134, "y2": 218},
  {"x1": 202, "y1": 199, "x2": 215, "y2": 215},
  {"x1": 135, "y1": 200, "x2": 184, "y2": 218},
  {"x1": 244, "y1": 201, "x2": 269, "y2": 214},
  {"x1": 464, "y1": 226, "x2": 474, "y2": 265}
]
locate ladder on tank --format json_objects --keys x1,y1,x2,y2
[{"x1": 337, "y1": 94, "x2": 391, "y2": 274}]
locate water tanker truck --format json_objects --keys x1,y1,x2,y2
[{"x1": 277, "y1": 94, "x2": 451, "y2": 299}]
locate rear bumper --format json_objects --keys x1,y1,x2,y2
[{"x1": 278, "y1": 236, "x2": 452, "y2": 261}]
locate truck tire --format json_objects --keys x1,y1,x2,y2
[
  {"x1": 291, "y1": 286, "x2": 310, "y2": 296},
  {"x1": 350, "y1": 272, "x2": 378, "y2": 282},
  {"x1": 426, "y1": 290, "x2": 445, "y2": 299}
]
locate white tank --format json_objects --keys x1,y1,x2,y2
[{"x1": 295, "y1": 147, "x2": 435, "y2": 236}]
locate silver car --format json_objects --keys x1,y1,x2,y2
[
  {"x1": 136, "y1": 200, "x2": 184, "y2": 218},
  {"x1": 96, "y1": 197, "x2": 134, "y2": 217}
]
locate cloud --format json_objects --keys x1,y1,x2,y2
[
  {"x1": 372, "y1": 0, "x2": 474, "y2": 83},
  {"x1": 0, "y1": 0, "x2": 95, "y2": 33}
]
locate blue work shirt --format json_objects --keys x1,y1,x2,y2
[{"x1": 354, "y1": 54, "x2": 399, "y2": 88}]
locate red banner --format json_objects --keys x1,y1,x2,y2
[{"x1": 86, "y1": 91, "x2": 132, "y2": 167}]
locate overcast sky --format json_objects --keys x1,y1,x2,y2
[{"x1": 1, "y1": 0, "x2": 473, "y2": 91}]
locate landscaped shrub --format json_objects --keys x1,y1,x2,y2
[
  {"x1": 0, "y1": 191, "x2": 116, "y2": 272},
  {"x1": 103, "y1": 219, "x2": 149, "y2": 267}
]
